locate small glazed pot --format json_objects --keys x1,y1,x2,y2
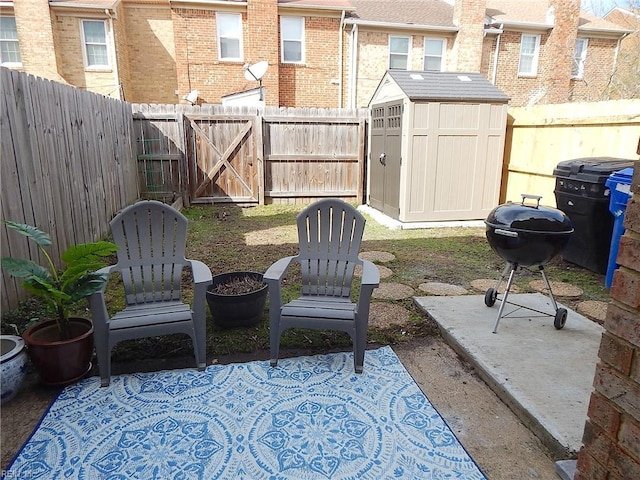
[{"x1": 1, "y1": 335, "x2": 28, "y2": 405}]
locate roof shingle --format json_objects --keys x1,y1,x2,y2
[{"x1": 384, "y1": 70, "x2": 510, "y2": 103}]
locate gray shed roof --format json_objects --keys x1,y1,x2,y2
[{"x1": 386, "y1": 71, "x2": 510, "y2": 103}]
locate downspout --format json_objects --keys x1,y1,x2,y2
[
  {"x1": 338, "y1": 10, "x2": 345, "y2": 108},
  {"x1": 348, "y1": 23, "x2": 358, "y2": 109},
  {"x1": 491, "y1": 24, "x2": 503, "y2": 85},
  {"x1": 105, "y1": 9, "x2": 121, "y2": 100}
]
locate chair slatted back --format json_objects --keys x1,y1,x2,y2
[
  {"x1": 110, "y1": 200, "x2": 188, "y2": 305},
  {"x1": 297, "y1": 199, "x2": 365, "y2": 298}
]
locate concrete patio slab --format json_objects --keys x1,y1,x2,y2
[{"x1": 414, "y1": 293, "x2": 604, "y2": 458}]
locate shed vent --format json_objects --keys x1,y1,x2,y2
[
  {"x1": 457, "y1": 75, "x2": 472, "y2": 82},
  {"x1": 410, "y1": 74, "x2": 424, "y2": 80}
]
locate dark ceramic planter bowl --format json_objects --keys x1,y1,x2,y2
[{"x1": 206, "y1": 272, "x2": 268, "y2": 328}]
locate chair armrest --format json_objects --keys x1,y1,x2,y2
[
  {"x1": 89, "y1": 265, "x2": 117, "y2": 330},
  {"x1": 356, "y1": 260, "x2": 379, "y2": 314},
  {"x1": 188, "y1": 259, "x2": 213, "y2": 286},
  {"x1": 264, "y1": 256, "x2": 298, "y2": 316},
  {"x1": 360, "y1": 259, "x2": 380, "y2": 287},
  {"x1": 264, "y1": 256, "x2": 298, "y2": 284}
]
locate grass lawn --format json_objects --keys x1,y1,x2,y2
[{"x1": 2, "y1": 203, "x2": 610, "y2": 363}]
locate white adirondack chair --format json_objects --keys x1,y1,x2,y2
[
  {"x1": 89, "y1": 200, "x2": 212, "y2": 386},
  {"x1": 264, "y1": 199, "x2": 380, "y2": 373}
]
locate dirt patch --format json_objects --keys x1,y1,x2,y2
[{"x1": 368, "y1": 302, "x2": 412, "y2": 328}]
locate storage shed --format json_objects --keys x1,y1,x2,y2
[{"x1": 368, "y1": 70, "x2": 509, "y2": 222}]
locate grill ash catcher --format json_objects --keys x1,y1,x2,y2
[{"x1": 484, "y1": 194, "x2": 574, "y2": 333}]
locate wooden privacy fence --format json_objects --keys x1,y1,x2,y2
[
  {"x1": 132, "y1": 104, "x2": 368, "y2": 205},
  {"x1": 1, "y1": 68, "x2": 139, "y2": 310},
  {"x1": 502, "y1": 99, "x2": 640, "y2": 205}
]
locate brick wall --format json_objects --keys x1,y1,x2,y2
[
  {"x1": 575, "y1": 161, "x2": 640, "y2": 480},
  {"x1": 112, "y1": 3, "x2": 131, "y2": 101},
  {"x1": 246, "y1": 0, "x2": 279, "y2": 106},
  {"x1": 123, "y1": 5, "x2": 178, "y2": 104},
  {"x1": 451, "y1": 0, "x2": 486, "y2": 72},
  {"x1": 279, "y1": 17, "x2": 340, "y2": 107},
  {"x1": 354, "y1": 29, "x2": 455, "y2": 108},
  {"x1": 605, "y1": 9, "x2": 640, "y2": 100},
  {"x1": 569, "y1": 37, "x2": 619, "y2": 103},
  {"x1": 12, "y1": 0, "x2": 64, "y2": 83},
  {"x1": 53, "y1": 13, "x2": 120, "y2": 98},
  {"x1": 544, "y1": 0, "x2": 580, "y2": 104}
]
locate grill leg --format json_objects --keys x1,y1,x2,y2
[
  {"x1": 493, "y1": 262, "x2": 513, "y2": 293},
  {"x1": 539, "y1": 266, "x2": 559, "y2": 311},
  {"x1": 493, "y1": 264, "x2": 517, "y2": 334}
]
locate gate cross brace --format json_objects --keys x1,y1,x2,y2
[{"x1": 190, "y1": 119, "x2": 254, "y2": 198}]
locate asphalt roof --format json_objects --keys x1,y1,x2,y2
[{"x1": 384, "y1": 70, "x2": 510, "y2": 103}]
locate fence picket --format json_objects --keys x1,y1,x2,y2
[{"x1": 1, "y1": 68, "x2": 138, "y2": 310}]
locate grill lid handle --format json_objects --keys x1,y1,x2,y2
[{"x1": 521, "y1": 193, "x2": 542, "y2": 208}]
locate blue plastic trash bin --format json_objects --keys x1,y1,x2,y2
[{"x1": 604, "y1": 167, "x2": 634, "y2": 288}]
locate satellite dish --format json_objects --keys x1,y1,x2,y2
[
  {"x1": 183, "y1": 90, "x2": 198, "y2": 105},
  {"x1": 244, "y1": 61, "x2": 268, "y2": 82}
]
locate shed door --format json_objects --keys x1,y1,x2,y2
[{"x1": 369, "y1": 102, "x2": 402, "y2": 218}]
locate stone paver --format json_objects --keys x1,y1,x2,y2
[
  {"x1": 418, "y1": 282, "x2": 468, "y2": 296},
  {"x1": 529, "y1": 280, "x2": 583, "y2": 298},
  {"x1": 470, "y1": 278, "x2": 521, "y2": 294},
  {"x1": 355, "y1": 264, "x2": 393, "y2": 279},
  {"x1": 359, "y1": 251, "x2": 395, "y2": 263},
  {"x1": 372, "y1": 282, "x2": 415, "y2": 300},
  {"x1": 576, "y1": 300, "x2": 609, "y2": 324}
]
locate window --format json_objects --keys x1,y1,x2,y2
[
  {"x1": 216, "y1": 13, "x2": 243, "y2": 61},
  {"x1": 81, "y1": 20, "x2": 109, "y2": 69},
  {"x1": 572, "y1": 38, "x2": 588, "y2": 79},
  {"x1": 0, "y1": 16, "x2": 21, "y2": 65},
  {"x1": 389, "y1": 36, "x2": 410, "y2": 70},
  {"x1": 424, "y1": 38, "x2": 445, "y2": 71},
  {"x1": 518, "y1": 34, "x2": 540, "y2": 76},
  {"x1": 281, "y1": 16, "x2": 304, "y2": 63}
]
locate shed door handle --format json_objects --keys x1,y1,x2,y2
[{"x1": 379, "y1": 153, "x2": 386, "y2": 165}]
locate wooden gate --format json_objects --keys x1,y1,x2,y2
[{"x1": 184, "y1": 114, "x2": 262, "y2": 204}]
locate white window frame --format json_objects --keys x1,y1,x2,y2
[
  {"x1": 81, "y1": 19, "x2": 110, "y2": 70},
  {"x1": 0, "y1": 16, "x2": 22, "y2": 66},
  {"x1": 280, "y1": 16, "x2": 305, "y2": 64},
  {"x1": 518, "y1": 33, "x2": 541, "y2": 77},
  {"x1": 216, "y1": 12, "x2": 243, "y2": 62},
  {"x1": 389, "y1": 35, "x2": 411, "y2": 70},
  {"x1": 423, "y1": 38, "x2": 446, "y2": 72},
  {"x1": 572, "y1": 38, "x2": 588, "y2": 79}
]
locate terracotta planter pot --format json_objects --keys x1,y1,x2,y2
[
  {"x1": 22, "y1": 317, "x2": 94, "y2": 386},
  {"x1": 206, "y1": 272, "x2": 268, "y2": 328}
]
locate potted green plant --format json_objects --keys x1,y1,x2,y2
[{"x1": 1, "y1": 221, "x2": 118, "y2": 385}]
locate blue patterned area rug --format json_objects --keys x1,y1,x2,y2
[{"x1": 7, "y1": 346, "x2": 486, "y2": 479}]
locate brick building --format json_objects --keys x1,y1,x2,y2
[
  {"x1": 0, "y1": 0, "x2": 630, "y2": 107},
  {"x1": 574, "y1": 162, "x2": 640, "y2": 480},
  {"x1": 604, "y1": 6, "x2": 640, "y2": 100}
]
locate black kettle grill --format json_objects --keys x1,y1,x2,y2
[{"x1": 484, "y1": 194, "x2": 574, "y2": 333}]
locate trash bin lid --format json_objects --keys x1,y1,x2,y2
[
  {"x1": 606, "y1": 167, "x2": 635, "y2": 185},
  {"x1": 554, "y1": 158, "x2": 636, "y2": 184},
  {"x1": 605, "y1": 167, "x2": 634, "y2": 204}
]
